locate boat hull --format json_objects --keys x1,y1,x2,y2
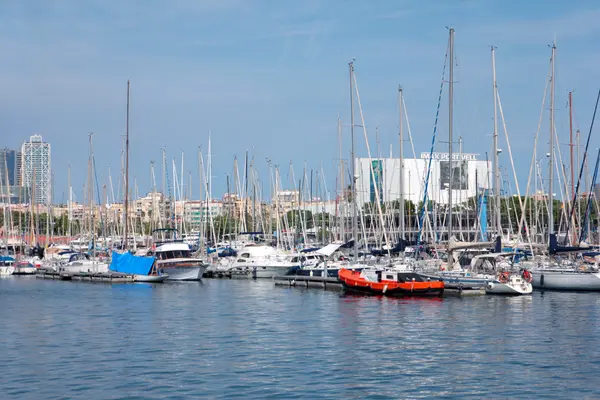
[
  {"x1": 532, "y1": 270, "x2": 600, "y2": 291},
  {"x1": 486, "y1": 281, "x2": 533, "y2": 295},
  {"x1": 0, "y1": 266, "x2": 15, "y2": 276},
  {"x1": 13, "y1": 267, "x2": 37, "y2": 275},
  {"x1": 419, "y1": 273, "x2": 491, "y2": 289},
  {"x1": 158, "y1": 263, "x2": 207, "y2": 281},
  {"x1": 341, "y1": 282, "x2": 444, "y2": 297},
  {"x1": 339, "y1": 269, "x2": 444, "y2": 297},
  {"x1": 134, "y1": 274, "x2": 168, "y2": 282},
  {"x1": 216, "y1": 264, "x2": 294, "y2": 279}
]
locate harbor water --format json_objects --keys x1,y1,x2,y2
[{"x1": 1, "y1": 277, "x2": 600, "y2": 399}]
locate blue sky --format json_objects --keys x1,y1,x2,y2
[{"x1": 1, "y1": 0, "x2": 599, "y2": 203}]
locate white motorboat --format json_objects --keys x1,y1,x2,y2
[
  {"x1": 45, "y1": 253, "x2": 109, "y2": 274},
  {"x1": 219, "y1": 244, "x2": 298, "y2": 278},
  {"x1": 0, "y1": 266, "x2": 14, "y2": 276},
  {"x1": 146, "y1": 228, "x2": 208, "y2": 281},
  {"x1": 151, "y1": 241, "x2": 207, "y2": 281}
]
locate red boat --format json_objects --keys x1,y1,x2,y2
[{"x1": 339, "y1": 268, "x2": 444, "y2": 297}]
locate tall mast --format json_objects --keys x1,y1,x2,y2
[
  {"x1": 548, "y1": 44, "x2": 556, "y2": 238},
  {"x1": 398, "y1": 86, "x2": 405, "y2": 240},
  {"x1": 89, "y1": 133, "x2": 96, "y2": 259},
  {"x1": 569, "y1": 91, "x2": 575, "y2": 242},
  {"x1": 338, "y1": 117, "x2": 345, "y2": 242},
  {"x1": 124, "y1": 80, "x2": 130, "y2": 251},
  {"x1": 68, "y1": 164, "x2": 72, "y2": 239},
  {"x1": 447, "y1": 28, "x2": 455, "y2": 242},
  {"x1": 349, "y1": 60, "x2": 358, "y2": 262},
  {"x1": 491, "y1": 46, "x2": 501, "y2": 238}
]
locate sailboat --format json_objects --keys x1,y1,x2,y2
[
  {"x1": 530, "y1": 44, "x2": 600, "y2": 291},
  {"x1": 110, "y1": 80, "x2": 168, "y2": 282}
]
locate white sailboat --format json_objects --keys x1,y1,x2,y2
[{"x1": 529, "y1": 44, "x2": 600, "y2": 291}]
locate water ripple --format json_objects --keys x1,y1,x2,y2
[{"x1": 1, "y1": 277, "x2": 600, "y2": 398}]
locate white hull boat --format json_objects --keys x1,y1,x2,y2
[
  {"x1": 0, "y1": 266, "x2": 15, "y2": 276},
  {"x1": 222, "y1": 245, "x2": 298, "y2": 279},
  {"x1": 486, "y1": 274, "x2": 533, "y2": 295},
  {"x1": 157, "y1": 261, "x2": 207, "y2": 281},
  {"x1": 149, "y1": 232, "x2": 208, "y2": 281},
  {"x1": 60, "y1": 260, "x2": 109, "y2": 274},
  {"x1": 134, "y1": 274, "x2": 168, "y2": 282},
  {"x1": 531, "y1": 269, "x2": 600, "y2": 291},
  {"x1": 13, "y1": 262, "x2": 37, "y2": 275}
]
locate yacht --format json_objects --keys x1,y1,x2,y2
[
  {"x1": 57, "y1": 253, "x2": 109, "y2": 274},
  {"x1": 219, "y1": 244, "x2": 298, "y2": 278},
  {"x1": 151, "y1": 241, "x2": 207, "y2": 280},
  {"x1": 148, "y1": 229, "x2": 207, "y2": 281}
]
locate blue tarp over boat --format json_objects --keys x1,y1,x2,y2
[{"x1": 109, "y1": 251, "x2": 155, "y2": 275}]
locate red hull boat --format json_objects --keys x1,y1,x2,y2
[{"x1": 339, "y1": 268, "x2": 444, "y2": 297}]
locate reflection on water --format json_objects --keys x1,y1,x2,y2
[{"x1": 1, "y1": 277, "x2": 600, "y2": 399}]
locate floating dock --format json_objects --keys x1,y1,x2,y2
[
  {"x1": 273, "y1": 275, "x2": 342, "y2": 290},
  {"x1": 273, "y1": 275, "x2": 486, "y2": 296},
  {"x1": 36, "y1": 269, "x2": 135, "y2": 283}
]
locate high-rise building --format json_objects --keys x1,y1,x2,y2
[
  {"x1": 0, "y1": 148, "x2": 20, "y2": 186},
  {"x1": 21, "y1": 134, "x2": 51, "y2": 205}
]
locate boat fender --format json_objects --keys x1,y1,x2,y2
[
  {"x1": 487, "y1": 282, "x2": 495, "y2": 290},
  {"x1": 540, "y1": 274, "x2": 544, "y2": 286},
  {"x1": 383, "y1": 284, "x2": 388, "y2": 294},
  {"x1": 457, "y1": 283, "x2": 463, "y2": 293}
]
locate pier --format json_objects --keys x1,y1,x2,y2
[
  {"x1": 273, "y1": 275, "x2": 342, "y2": 290},
  {"x1": 36, "y1": 270, "x2": 135, "y2": 283},
  {"x1": 272, "y1": 275, "x2": 486, "y2": 296}
]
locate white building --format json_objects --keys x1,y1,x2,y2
[
  {"x1": 21, "y1": 134, "x2": 51, "y2": 205},
  {"x1": 355, "y1": 152, "x2": 490, "y2": 206}
]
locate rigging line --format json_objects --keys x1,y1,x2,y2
[
  {"x1": 418, "y1": 36, "x2": 450, "y2": 244},
  {"x1": 517, "y1": 56, "x2": 552, "y2": 245},
  {"x1": 564, "y1": 89, "x2": 600, "y2": 244},
  {"x1": 579, "y1": 149, "x2": 600, "y2": 243}
]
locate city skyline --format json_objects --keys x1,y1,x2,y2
[{"x1": 1, "y1": 1, "x2": 599, "y2": 204}]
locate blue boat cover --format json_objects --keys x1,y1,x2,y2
[
  {"x1": 109, "y1": 251, "x2": 155, "y2": 275},
  {"x1": 0, "y1": 256, "x2": 15, "y2": 262}
]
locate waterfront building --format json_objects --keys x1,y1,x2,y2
[
  {"x1": 21, "y1": 134, "x2": 51, "y2": 205},
  {"x1": 355, "y1": 152, "x2": 491, "y2": 207}
]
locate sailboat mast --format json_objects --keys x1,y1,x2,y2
[
  {"x1": 491, "y1": 46, "x2": 501, "y2": 238},
  {"x1": 349, "y1": 61, "x2": 358, "y2": 262},
  {"x1": 124, "y1": 80, "x2": 130, "y2": 250},
  {"x1": 447, "y1": 28, "x2": 455, "y2": 242},
  {"x1": 89, "y1": 132, "x2": 96, "y2": 259},
  {"x1": 398, "y1": 86, "x2": 405, "y2": 240},
  {"x1": 569, "y1": 91, "x2": 575, "y2": 242},
  {"x1": 338, "y1": 117, "x2": 345, "y2": 242},
  {"x1": 68, "y1": 165, "x2": 72, "y2": 239},
  {"x1": 548, "y1": 44, "x2": 556, "y2": 238}
]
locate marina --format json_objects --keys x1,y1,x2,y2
[{"x1": 1, "y1": 1, "x2": 600, "y2": 398}]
